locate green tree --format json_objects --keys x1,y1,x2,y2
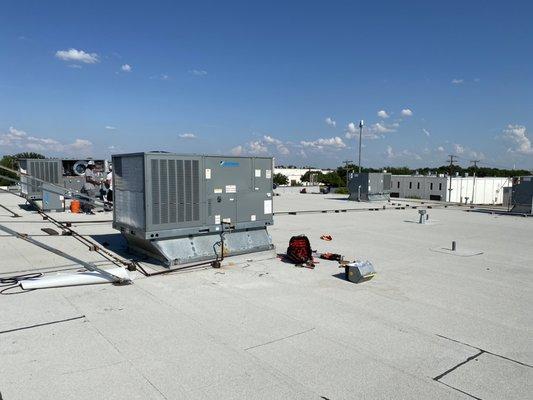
[
  {"x1": 319, "y1": 171, "x2": 344, "y2": 187},
  {"x1": 301, "y1": 170, "x2": 324, "y2": 183},
  {"x1": 273, "y1": 173, "x2": 288, "y2": 186}
]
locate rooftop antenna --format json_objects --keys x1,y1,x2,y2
[{"x1": 358, "y1": 120, "x2": 364, "y2": 173}]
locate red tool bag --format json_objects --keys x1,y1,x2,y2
[{"x1": 286, "y1": 235, "x2": 313, "y2": 265}]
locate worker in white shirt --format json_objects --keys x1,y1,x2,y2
[
  {"x1": 105, "y1": 164, "x2": 113, "y2": 203},
  {"x1": 81, "y1": 160, "x2": 102, "y2": 213}
]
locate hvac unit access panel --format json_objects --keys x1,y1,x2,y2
[{"x1": 204, "y1": 156, "x2": 273, "y2": 228}]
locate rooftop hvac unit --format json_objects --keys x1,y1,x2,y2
[
  {"x1": 112, "y1": 152, "x2": 274, "y2": 266},
  {"x1": 511, "y1": 176, "x2": 533, "y2": 214},
  {"x1": 348, "y1": 172, "x2": 392, "y2": 202},
  {"x1": 61, "y1": 159, "x2": 107, "y2": 192},
  {"x1": 18, "y1": 159, "x2": 62, "y2": 199},
  {"x1": 18, "y1": 158, "x2": 108, "y2": 198}
]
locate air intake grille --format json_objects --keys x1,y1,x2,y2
[
  {"x1": 28, "y1": 160, "x2": 60, "y2": 193},
  {"x1": 150, "y1": 158, "x2": 200, "y2": 226}
]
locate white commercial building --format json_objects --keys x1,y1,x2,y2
[
  {"x1": 390, "y1": 175, "x2": 512, "y2": 205},
  {"x1": 274, "y1": 168, "x2": 332, "y2": 186}
]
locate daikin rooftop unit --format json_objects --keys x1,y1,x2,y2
[{"x1": 112, "y1": 152, "x2": 274, "y2": 266}]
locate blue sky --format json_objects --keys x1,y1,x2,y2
[{"x1": 1, "y1": 0, "x2": 532, "y2": 169}]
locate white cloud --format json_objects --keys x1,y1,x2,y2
[
  {"x1": 231, "y1": 134, "x2": 291, "y2": 157},
  {"x1": 453, "y1": 143, "x2": 465, "y2": 154},
  {"x1": 401, "y1": 108, "x2": 413, "y2": 117},
  {"x1": 189, "y1": 69, "x2": 207, "y2": 76},
  {"x1": 384, "y1": 145, "x2": 421, "y2": 160},
  {"x1": 277, "y1": 144, "x2": 290, "y2": 155},
  {"x1": 55, "y1": 48, "x2": 99, "y2": 64},
  {"x1": 179, "y1": 133, "x2": 197, "y2": 139},
  {"x1": 371, "y1": 122, "x2": 396, "y2": 134},
  {"x1": 503, "y1": 124, "x2": 533, "y2": 154},
  {"x1": 436, "y1": 146, "x2": 445, "y2": 152},
  {"x1": 121, "y1": 64, "x2": 132, "y2": 72},
  {"x1": 0, "y1": 126, "x2": 92, "y2": 154},
  {"x1": 325, "y1": 117, "x2": 336, "y2": 127},
  {"x1": 69, "y1": 139, "x2": 92, "y2": 150},
  {"x1": 262, "y1": 135, "x2": 289, "y2": 154},
  {"x1": 451, "y1": 78, "x2": 464, "y2": 84},
  {"x1": 377, "y1": 110, "x2": 390, "y2": 119},
  {"x1": 300, "y1": 136, "x2": 346, "y2": 150},
  {"x1": 105, "y1": 126, "x2": 117, "y2": 130},
  {"x1": 263, "y1": 135, "x2": 282, "y2": 145},
  {"x1": 346, "y1": 119, "x2": 400, "y2": 140},
  {"x1": 8, "y1": 126, "x2": 27, "y2": 138},
  {"x1": 422, "y1": 128, "x2": 430, "y2": 137},
  {"x1": 230, "y1": 145, "x2": 244, "y2": 156},
  {"x1": 248, "y1": 140, "x2": 268, "y2": 154}
]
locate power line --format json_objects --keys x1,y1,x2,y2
[
  {"x1": 342, "y1": 160, "x2": 353, "y2": 185},
  {"x1": 447, "y1": 155, "x2": 458, "y2": 202},
  {"x1": 470, "y1": 159, "x2": 480, "y2": 204}
]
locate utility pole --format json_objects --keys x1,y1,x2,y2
[
  {"x1": 447, "y1": 155, "x2": 458, "y2": 202},
  {"x1": 358, "y1": 120, "x2": 364, "y2": 173},
  {"x1": 342, "y1": 160, "x2": 353, "y2": 185},
  {"x1": 470, "y1": 159, "x2": 480, "y2": 204}
]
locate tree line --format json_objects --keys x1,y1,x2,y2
[{"x1": 273, "y1": 164, "x2": 531, "y2": 188}]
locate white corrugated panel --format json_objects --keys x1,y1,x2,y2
[{"x1": 449, "y1": 177, "x2": 511, "y2": 204}]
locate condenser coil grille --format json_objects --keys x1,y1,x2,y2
[{"x1": 150, "y1": 158, "x2": 200, "y2": 226}]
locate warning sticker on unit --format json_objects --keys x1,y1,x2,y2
[
  {"x1": 214, "y1": 188, "x2": 223, "y2": 194},
  {"x1": 205, "y1": 169, "x2": 211, "y2": 179},
  {"x1": 222, "y1": 217, "x2": 231, "y2": 223},
  {"x1": 225, "y1": 185, "x2": 237, "y2": 193},
  {"x1": 255, "y1": 169, "x2": 261, "y2": 177},
  {"x1": 264, "y1": 199, "x2": 272, "y2": 214},
  {"x1": 215, "y1": 215, "x2": 221, "y2": 224},
  {"x1": 266, "y1": 169, "x2": 272, "y2": 179},
  {"x1": 251, "y1": 214, "x2": 256, "y2": 221}
]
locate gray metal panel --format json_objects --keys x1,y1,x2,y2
[
  {"x1": 145, "y1": 154, "x2": 203, "y2": 232},
  {"x1": 42, "y1": 183, "x2": 64, "y2": 211},
  {"x1": 511, "y1": 177, "x2": 533, "y2": 214},
  {"x1": 113, "y1": 154, "x2": 146, "y2": 230},
  {"x1": 125, "y1": 227, "x2": 273, "y2": 266},
  {"x1": 348, "y1": 173, "x2": 391, "y2": 201},
  {"x1": 63, "y1": 176, "x2": 84, "y2": 192},
  {"x1": 383, "y1": 174, "x2": 392, "y2": 191},
  {"x1": 18, "y1": 159, "x2": 62, "y2": 199}
]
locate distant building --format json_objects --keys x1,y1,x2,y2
[
  {"x1": 274, "y1": 167, "x2": 332, "y2": 186},
  {"x1": 390, "y1": 175, "x2": 512, "y2": 204}
]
